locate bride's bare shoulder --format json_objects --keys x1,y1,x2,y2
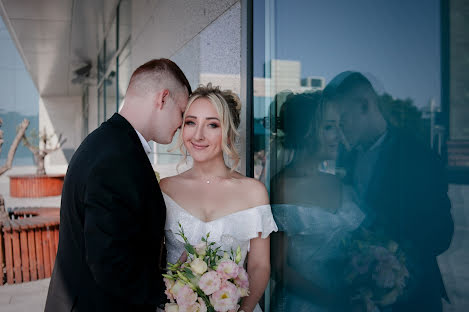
[
  {"x1": 159, "y1": 172, "x2": 191, "y2": 194},
  {"x1": 231, "y1": 173, "x2": 269, "y2": 207}
]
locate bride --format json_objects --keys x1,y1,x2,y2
[{"x1": 160, "y1": 84, "x2": 278, "y2": 312}]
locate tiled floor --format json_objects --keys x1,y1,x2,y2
[{"x1": 0, "y1": 279, "x2": 50, "y2": 312}]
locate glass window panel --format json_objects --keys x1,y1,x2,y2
[
  {"x1": 117, "y1": 43, "x2": 131, "y2": 111},
  {"x1": 105, "y1": 18, "x2": 117, "y2": 68},
  {"x1": 253, "y1": 1, "x2": 466, "y2": 311},
  {"x1": 82, "y1": 86, "x2": 89, "y2": 139},
  {"x1": 98, "y1": 46, "x2": 105, "y2": 82},
  {"x1": 98, "y1": 85, "x2": 104, "y2": 126},
  {"x1": 105, "y1": 66, "x2": 117, "y2": 121},
  {"x1": 118, "y1": 0, "x2": 131, "y2": 50}
]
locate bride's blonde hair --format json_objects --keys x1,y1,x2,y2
[{"x1": 174, "y1": 83, "x2": 242, "y2": 171}]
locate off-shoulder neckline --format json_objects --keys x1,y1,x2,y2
[{"x1": 162, "y1": 192, "x2": 271, "y2": 224}]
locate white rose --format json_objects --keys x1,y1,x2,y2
[
  {"x1": 195, "y1": 242, "x2": 207, "y2": 256},
  {"x1": 239, "y1": 287, "x2": 250, "y2": 297},
  {"x1": 165, "y1": 303, "x2": 179, "y2": 312},
  {"x1": 190, "y1": 257, "x2": 208, "y2": 275}
]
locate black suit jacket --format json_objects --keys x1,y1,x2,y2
[
  {"x1": 45, "y1": 114, "x2": 166, "y2": 312},
  {"x1": 347, "y1": 129, "x2": 454, "y2": 311}
]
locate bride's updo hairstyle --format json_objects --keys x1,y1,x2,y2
[{"x1": 177, "y1": 83, "x2": 242, "y2": 170}]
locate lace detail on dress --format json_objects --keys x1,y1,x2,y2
[{"x1": 163, "y1": 192, "x2": 278, "y2": 266}]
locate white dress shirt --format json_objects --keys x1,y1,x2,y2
[{"x1": 135, "y1": 129, "x2": 151, "y2": 154}]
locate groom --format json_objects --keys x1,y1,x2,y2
[{"x1": 45, "y1": 59, "x2": 191, "y2": 312}]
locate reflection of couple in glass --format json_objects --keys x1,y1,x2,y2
[{"x1": 271, "y1": 72, "x2": 453, "y2": 312}]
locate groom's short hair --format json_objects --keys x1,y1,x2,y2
[
  {"x1": 126, "y1": 58, "x2": 192, "y2": 98},
  {"x1": 323, "y1": 71, "x2": 379, "y2": 114}
]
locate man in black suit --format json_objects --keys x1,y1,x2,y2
[
  {"x1": 323, "y1": 72, "x2": 454, "y2": 311},
  {"x1": 45, "y1": 59, "x2": 191, "y2": 312}
]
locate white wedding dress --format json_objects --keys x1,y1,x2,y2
[
  {"x1": 270, "y1": 186, "x2": 365, "y2": 311},
  {"x1": 163, "y1": 192, "x2": 278, "y2": 312}
]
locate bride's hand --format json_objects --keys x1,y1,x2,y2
[{"x1": 178, "y1": 251, "x2": 188, "y2": 263}]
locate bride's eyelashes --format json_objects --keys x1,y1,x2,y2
[{"x1": 184, "y1": 119, "x2": 220, "y2": 129}]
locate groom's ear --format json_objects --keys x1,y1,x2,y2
[{"x1": 155, "y1": 89, "x2": 170, "y2": 110}]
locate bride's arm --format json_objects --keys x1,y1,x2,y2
[{"x1": 240, "y1": 235, "x2": 271, "y2": 312}]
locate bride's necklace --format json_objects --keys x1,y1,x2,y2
[
  {"x1": 203, "y1": 176, "x2": 223, "y2": 184},
  {"x1": 199, "y1": 174, "x2": 232, "y2": 184}
]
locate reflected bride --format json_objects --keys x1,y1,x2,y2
[{"x1": 270, "y1": 91, "x2": 365, "y2": 312}]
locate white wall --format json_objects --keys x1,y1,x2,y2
[
  {"x1": 129, "y1": 0, "x2": 238, "y2": 68},
  {"x1": 39, "y1": 95, "x2": 81, "y2": 174}
]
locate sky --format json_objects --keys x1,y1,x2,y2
[
  {"x1": 0, "y1": 16, "x2": 39, "y2": 116},
  {"x1": 253, "y1": 0, "x2": 441, "y2": 108}
]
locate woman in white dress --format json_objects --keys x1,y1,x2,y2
[
  {"x1": 270, "y1": 92, "x2": 365, "y2": 311},
  {"x1": 160, "y1": 84, "x2": 278, "y2": 312}
]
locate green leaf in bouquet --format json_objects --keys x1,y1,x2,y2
[
  {"x1": 162, "y1": 273, "x2": 176, "y2": 280},
  {"x1": 177, "y1": 222, "x2": 190, "y2": 244},
  {"x1": 184, "y1": 268, "x2": 196, "y2": 279},
  {"x1": 235, "y1": 246, "x2": 242, "y2": 264},
  {"x1": 166, "y1": 261, "x2": 182, "y2": 272},
  {"x1": 195, "y1": 288, "x2": 216, "y2": 312},
  {"x1": 176, "y1": 271, "x2": 187, "y2": 281},
  {"x1": 185, "y1": 243, "x2": 196, "y2": 255}
]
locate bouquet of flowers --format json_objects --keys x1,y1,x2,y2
[
  {"x1": 344, "y1": 234, "x2": 409, "y2": 312},
  {"x1": 163, "y1": 224, "x2": 249, "y2": 312}
]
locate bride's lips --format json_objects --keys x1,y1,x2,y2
[{"x1": 191, "y1": 142, "x2": 209, "y2": 150}]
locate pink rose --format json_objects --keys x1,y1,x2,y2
[
  {"x1": 164, "y1": 277, "x2": 176, "y2": 302},
  {"x1": 234, "y1": 267, "x2": 249, "y2": 290},
  {"x1": 210, "y1": 281, "x2": 240, "y2": 312},
  {"x1": 177, "y1": 298, "x2": 207, "y2": 312},
  {"x1": 199, "y1": 271, "x2": 222, "y2": 295},
  {"x1": 178, "y1": 304, "x2": 198, "y2": 312},
  {"x1": 228, "y1": 305, "x2": 240, "y2": 312},
  {"x1": 176, "y1": 285, "x2": 197, "y2": 307},
  {"x1": 216, "y1": 260, "x2": 240, "y2": 280},
  {"x1": 197, "y1": 297, "x2": 207, "y2": 312}
]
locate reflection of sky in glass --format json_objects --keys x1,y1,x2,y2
[
  {"x1": 254, "y1": 0, "x2": 440, "y2": 108},
  {"x1": 0, "y1": 16, "x2": 38, "y2": 115}
]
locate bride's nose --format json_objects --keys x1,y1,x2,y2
[{"x1": 194, "y1": 124, "x2": 205, "y2": 140}]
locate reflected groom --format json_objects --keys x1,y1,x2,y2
[{"x1": 324, "y1": 71, "x2": 454, "y2": 311}]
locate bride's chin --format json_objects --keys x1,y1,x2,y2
[{"x1": 190, "y1": 152, "x2": 222, "y2": 164}]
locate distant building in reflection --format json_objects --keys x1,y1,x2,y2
[
  {"x1": 301, "y1": 76, "x2": 326, "y2": 90},
  {"x1": 199, "y1": 59, "x2": 325, "y2": 99}
]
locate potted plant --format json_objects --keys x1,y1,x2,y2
[
  {"x1": 8, "y1": 128, "x2": 67, "y2": 198},
  {"x1": 0, "y1": 117, "x2": 30, "y2": 215}
]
